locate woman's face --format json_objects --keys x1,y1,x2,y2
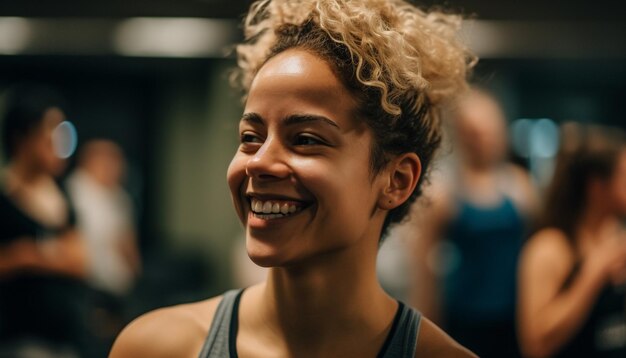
[
  {"x1": 227, "y1": 49, "x2": 388, "y2": 267},
  {"x1": 455, "y1": 93, "x2": 507, "y2": 168},
  {"x1": 23, "y1": 107, "x2": 67, "y2": 176}
]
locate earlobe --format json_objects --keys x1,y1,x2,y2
[{"x1": 378, "y1": 153, "x2": 422, "y2": 210}]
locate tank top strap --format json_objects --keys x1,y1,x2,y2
[
  {"x1": 379, "y1": 302, "x2": 422, "y2": 358},
  {"x1": 199, "y1": 292, "x2": 420, "y2": 358},
  {"x1": 198, "y1": 289, "x2": 243, "y2": 358}
]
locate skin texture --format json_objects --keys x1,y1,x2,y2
[
  {"x1": 110, "y1": 49, "x2": 475, "y2": 358},
  {"x1": 517, "y1": 150, "x2": 626, "y2": 358}
]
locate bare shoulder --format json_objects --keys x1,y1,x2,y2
[
  {"x1": 502, "y1": 163, "x2": 538, "y2": 214},
  {"x1": 109, "y1": 295, "x2": 222, "y2": 358},
  {"x1": 520, "y1": 228, "x2": 574, "y2": 272},
  {"x1": 415, "y1": 318, "x2": 477, "y2": 358}
]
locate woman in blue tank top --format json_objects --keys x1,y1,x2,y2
[
  {"x1": 518, "y1": 123, "x2": 626, "y2": 358},
  {"x1": 410, "y1": 89, "x2": 538, "y2": 358},
  {"x1": 110, "y1": 1, "x2": 478, "y2": 357}
]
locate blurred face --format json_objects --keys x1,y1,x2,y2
[
  {"x1": 227, "y1": 49, "x2": 387, "y2": 267},
  {"x1": 455, "y1": 93, "x2": 508, "y2": 168},
  {"x1": 609, "y1": 149, "x2": 626, "y2": 216},
  {"x1": 84, "y1": 142, "x2": 126, "y2": 187},
  {"x1": 22, "y1": 108, "x2": 67, "y2": 176},
  {"x1": 98, "y1": 151, "x2": 125, "y2": 187}
]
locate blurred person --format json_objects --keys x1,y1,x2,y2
[
  {"x1": 518, "y1": 123, "x2": 626, "y2": 358},
  {"x1": 412, "y1": 88, "x2": 538, "y2": 357},
  {"x1": 0, "y1": 85, "x2": 89, "y2": 357},
  {"x1": 65, "y1": 139, "x2": 141, "y2": 351},
  {"x1": 66, "y1": 140, "x2": 140, "y2": 296},
  {"x1": 110, "y1": 0, "x2": 478, "y2": 357}
]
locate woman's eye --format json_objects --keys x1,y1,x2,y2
[
  {"x1": 240, "y1": 133, "x2": 262, "y2": 144},
  {"x1": 294, "y1": 134, "x2": 324, "y2": 146}
]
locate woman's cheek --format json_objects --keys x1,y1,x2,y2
[{"x1": 227, "y1": 154, "x2": 249, "y2": 222}]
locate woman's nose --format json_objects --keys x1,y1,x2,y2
[{"x1": 245, "y1": 138, "x2": 291, "y2": 180}]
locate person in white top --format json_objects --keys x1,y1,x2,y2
[{"x1": 66, "y1": 139, "x2": 141, "y2": 297}]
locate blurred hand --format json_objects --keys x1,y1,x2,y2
[
  {"x1": 608, "y1": 233, "x2": 626, "y2": 286},
  {"x1": 583, "y1": 221, "x2": 626, "y2": 287}
]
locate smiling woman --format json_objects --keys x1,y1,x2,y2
[{"x1": 110, "y1": 0, "x2": 476, "y2": 357}]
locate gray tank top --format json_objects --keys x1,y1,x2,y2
[{"x1": 198, "y1": 289, "x2": 421, "y2": 358}]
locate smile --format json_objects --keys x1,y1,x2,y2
[{"x1": 249, "y1": 198, "x2": 305, "y2": 220}]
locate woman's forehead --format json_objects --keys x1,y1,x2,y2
[
  {"x1": 251, "y1": 50, "x2": 350, "y2": 97},
  {"x1": 246, "y1": 49, "x2": 360, "y2": 127}
]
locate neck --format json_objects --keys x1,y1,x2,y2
[
  {"x1": 463, "y1": 153, "x2": 499, "y2": 172},
  {"x1": 460, "y1": 163, "x2": 502, "y2": 198},
  {"x1": 244, "y1": 233, "x2": 396, "y2": 353},
  {"x1": 462, "y1": 159, "x2": 497, "y2": 176}
]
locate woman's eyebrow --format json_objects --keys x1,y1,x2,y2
[
  {"x1": 241, "y1": 112, "x2": 264, "y2": 125},
  {"x1": 241, "y1": 112, "x2": 340, "y2": 130},
  {"x1": 283, "y1": 114, "x2": 340, "y2": 129}
]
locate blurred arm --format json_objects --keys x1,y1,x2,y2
[
  {"x1": 0, "y1": 238, "x2": 40, "y2": 275},
  {"x1": 0, "y1": 230, "x2": 87, "y2": 278},
  {"x1": 517, "y1": 229, "x2": 613, "y2": 358}
]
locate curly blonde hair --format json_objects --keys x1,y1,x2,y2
[{"x1": 233, "y1": 0, "x2": 476, "y2": 235}]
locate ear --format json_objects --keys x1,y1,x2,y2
[{"x1": 378, "y1": 153, "x2": 422, "y2": 210}]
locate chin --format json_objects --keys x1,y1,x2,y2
[
  {"x1": 246, "y1": 234, "x2": 322, "y2": 269},
  {"x1": 248, "y1": 254, "x2": 279, "y2": 268},
  {"x1": 246, "y1": 237, "x2": 290, "y2": 268}
]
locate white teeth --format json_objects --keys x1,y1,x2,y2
[{"x1": 250, "y1": 198, "x2": 303, "y2": 218}]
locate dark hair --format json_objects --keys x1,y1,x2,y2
[
  {"x1": 1, "y1": 84, "x2": 66, "y2": 162},
  {"x1": 542, "y1": 123, "x2": 626, "y2": 239}
]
